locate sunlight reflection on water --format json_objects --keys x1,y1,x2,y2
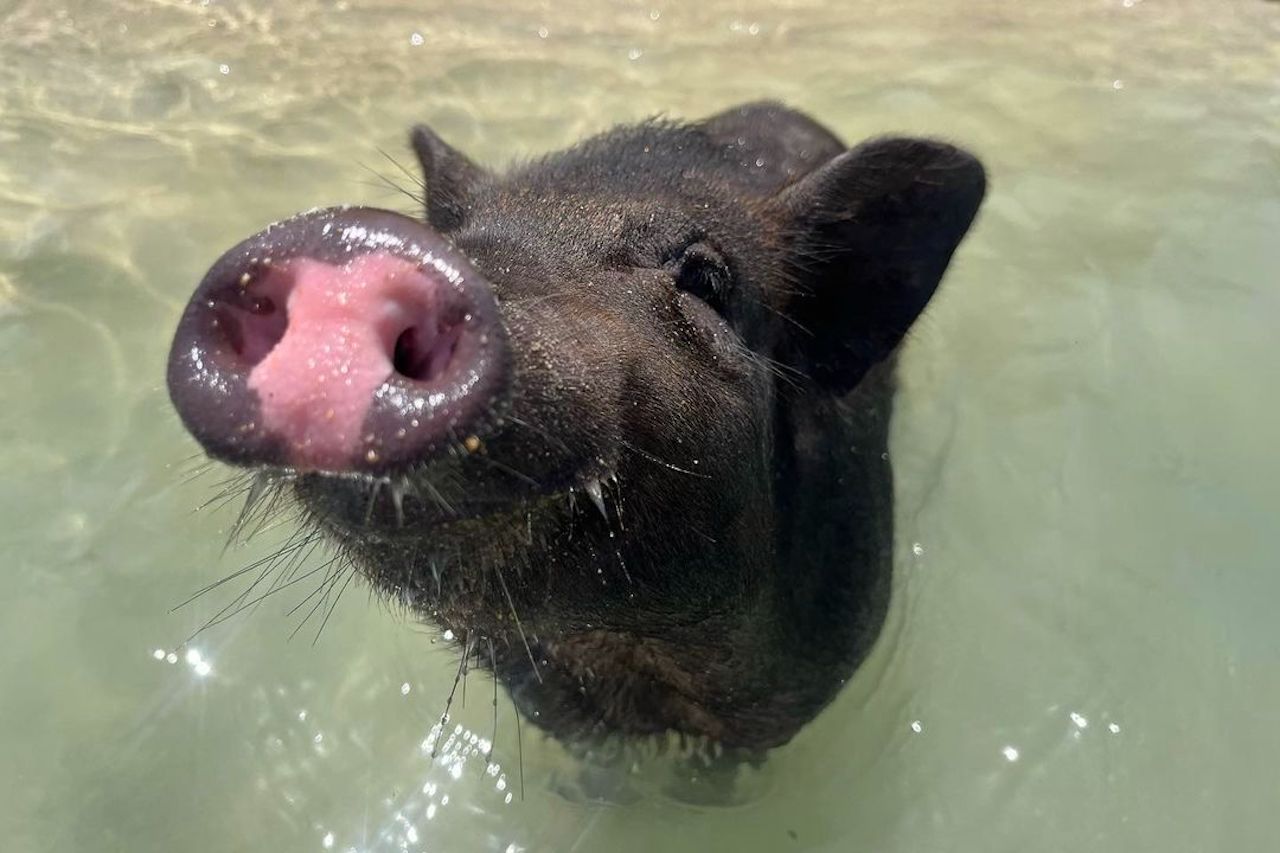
[{"x1": 1, "y1": 0, "x2": 1278, "y2": 850}]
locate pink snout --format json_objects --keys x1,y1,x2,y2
[{"x1": 167, "y1": 207, "x2": 507, "y2": 473}]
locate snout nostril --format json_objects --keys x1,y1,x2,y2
[
  {"x1": 393, "y1": 322, "x2": 462, "y2": 383},
  {"x1": 246, "y1": 294, "x2": 277, "y2": 315},
  {"x1": 211, "y1": 284, "x2": 289, "y2": 366},
  {"x1": 213, "y1": 306, "x2": 245, "y2": 357},
  {"x1": 393, "y1": 326, "x2": 431, "y2": 380}
]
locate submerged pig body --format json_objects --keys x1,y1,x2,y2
[{"x1": 168, "y1": 102, "x2": 985, "y2": 750}]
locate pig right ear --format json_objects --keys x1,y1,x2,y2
[
  {"x1": 771, "y1": 137, "x2": 985, "y2": 393},
  {"x1": 409, "y1": 125, "x2": 486, "y2": 231}
]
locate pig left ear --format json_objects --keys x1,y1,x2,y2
[
  {"x1": 772, "y1": 137, "x2": 985, "y2": 393},
  {"x1": 409, "y1": 125, "x2": 487, "y2": 231}
]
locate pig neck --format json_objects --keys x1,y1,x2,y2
[{"x1": 487, "y1": 361, "x2": 898, "y2": 750}]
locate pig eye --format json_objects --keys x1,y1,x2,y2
[{"x1": 664, "y1": 241, "x2": 732, "y2": 312}]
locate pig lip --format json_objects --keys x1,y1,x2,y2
[
  {"x1": 167, "y1": 206, "x2": 509, "y2": 475},
  {"x1": 294, "y1": 463, "x2": 605, "y2": 536}
]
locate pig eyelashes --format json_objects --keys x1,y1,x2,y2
[{"x1": 662, "y1": 240, "x2": 733, "y2": 313}]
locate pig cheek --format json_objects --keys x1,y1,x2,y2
[
  {"x1": 673, "y1": 292, "x2": 747, "y2": 370},
  {"x1": 502, "y1": 312, "x2": 624, "y2": 463}
]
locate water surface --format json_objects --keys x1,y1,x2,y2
[{"x1": 2, "y1": 0, "x2": 1278, "y2": 850}]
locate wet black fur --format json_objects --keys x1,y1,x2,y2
[{"x1": 277, "y1": 102, "x2": 983, "y2": 749}]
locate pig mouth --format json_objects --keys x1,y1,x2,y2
[{"x1": 286, "y1": 460, "x2": 620, "y2": 547}]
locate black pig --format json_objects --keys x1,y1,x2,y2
[{"x1": 167, "y1": 102, "x2": 984, "y2": 750}]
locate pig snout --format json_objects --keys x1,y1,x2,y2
[{"x1": 167, "y1": 207, "x2": 508, "y2": 474}]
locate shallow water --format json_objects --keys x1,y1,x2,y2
[{"x1": 2, "y1": 0, "x2": 1279, "y2": 850}]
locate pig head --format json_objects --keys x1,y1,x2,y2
[{"x1": 167, "y1": 102, "x2": 985, "y2": 750}]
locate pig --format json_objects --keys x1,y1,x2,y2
[{"x1": 167, "y1": 101, "x2": 985, "y2": 751}]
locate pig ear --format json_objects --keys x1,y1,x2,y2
[
  {"x1": 772, "y1": 137, "x2": 985, "y2": 393},
  {"x1": 409, "y1": 125, "x2": 486, "y2": 231}
]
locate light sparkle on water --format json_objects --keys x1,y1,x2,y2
[{"x1": 184, "y1": 648, "x2": 213, "y2": 678}]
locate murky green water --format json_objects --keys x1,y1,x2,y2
[{"x1": 3, "y1": 0, "x2": 1279, "y2": 850}]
